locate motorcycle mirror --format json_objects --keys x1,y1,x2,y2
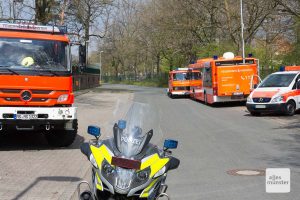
[
  {"x1": 168, "y1": 157, "x2": 180, "y2": 170},
  {"x1": 87, "y1": 125, "x2": 101, "y2": 139},
  {"x1": 164, "y1": 139, "x2": 178, "y2": 149}
]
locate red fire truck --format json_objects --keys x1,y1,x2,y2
[{"x1": 0, "y1": 22, "x2": 77, "y2": 147}]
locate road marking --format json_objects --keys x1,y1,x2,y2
[{"x1": 227, "y1": 169, "x2": 265, "y2": 176}]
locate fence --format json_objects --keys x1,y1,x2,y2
[
  {"x1": 101, "y1": 67, "x2": 278, "y2": 87},
  {"x1": 102, "y1": 73, "x2": 169, "y2": 87},
  {"x1": 73, "y1": 73, "x2": 100, "y2": 91}
]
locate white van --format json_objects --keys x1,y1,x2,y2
[{"x1": 246, "y1": 66, "x2": 300, "y2": 116}]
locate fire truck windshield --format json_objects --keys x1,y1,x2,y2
[
  {"x1": 0, "y1": 38, "x2": 70, "y2": 72},
  {"x1": 173, "y1": 73, "x2": 188, "y2": 81}
]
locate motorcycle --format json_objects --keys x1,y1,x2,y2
[{"x1": 78, "y1": 103, "x2": 180, "y2": 200}]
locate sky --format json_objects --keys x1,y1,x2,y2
[{"x1": 0, "y1": 0, "x2": 109, "y2": 61}]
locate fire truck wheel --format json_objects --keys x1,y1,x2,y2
[
  {"x1": 285, "y1": 100, "x2": 296, "y2": 116},
  {"x1": 45, "y1": 122, "x2": 78, "y2": 147}
]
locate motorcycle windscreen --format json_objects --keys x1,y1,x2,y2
[{"x1": 114, "y1": 102, "x2": 163, "y2": 158}]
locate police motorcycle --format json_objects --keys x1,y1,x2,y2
[{"x1": 78, "y1": 103, "x2": 180, "y2": 200}]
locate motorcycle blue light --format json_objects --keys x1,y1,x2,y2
[
  {"x1": 213, "y1": 55, "x2": 218, "y2": 60},
  {"x1": 164, "y1": 139, "x2": 178, "y2": 149},
  {"x1": 87, "y1": 125, "x2": 101, "y2": 137},
  {"x1": 118, "y1": 120, "x2": 126, "y2": 129}
]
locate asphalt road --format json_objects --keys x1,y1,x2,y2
[
  {"x1": 101, "y1": 84, "x2": 300, "y2": 200},
  {"x1": 1, "y1": 84, "x2": 300, "y2": 200}
]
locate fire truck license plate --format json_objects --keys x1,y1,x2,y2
[
  {"x1": 231, "y1": 93, "x2": 244, "y2": 99},
  {"x1": 16, "y1": 114, "x2": 38, "y2": 120}
]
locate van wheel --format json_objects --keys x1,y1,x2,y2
[
  {"x1": 250, "y1": 111, "x2": 261, "y2": 116},
  {"x1": 285, "y1": 101, "x2": 296, "y2": 116}
]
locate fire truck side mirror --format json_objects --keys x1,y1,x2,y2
[
  {"x1": 296, "y1": 81, "x2": 300, "y2": 90},
  {"x1": 79, "y1": 45, "x2": 86, "y2": 67}
]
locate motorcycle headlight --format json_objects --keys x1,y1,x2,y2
[
  {"x1": 136, "y1": 169, "x2": 150, "y2": 181},
  {"x1": 153, "y1": 166, "x2": 166, "y2": 178},
  {"x1": 57, "y1": 94, "x2": 69, "y2": 102},
  {"x1": 103, "y1": 162, "x2": 115, "y2": 175},
  {"x1": 271, "y1": 96, "x2": 284, "y2": 103},
  {"x1": 247, "y1": 96, "x2": 253, "y2": 103}
]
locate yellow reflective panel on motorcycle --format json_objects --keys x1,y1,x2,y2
[
  {"x1": 90, "y1": 144, "x2": 114, "y2": 169},
  {"x1": 95, "y1": 172, "x2": 103, "y2": 191},
  {"x1": 140, "y1": 153, "x2": 169, "y2": 177},
  {"x1": 140, "y1": 178, "x2": 159, "y2": 198}
]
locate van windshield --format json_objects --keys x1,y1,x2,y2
[
  {"x1": 0, "y1": 38, "x2": 70, "y2": 72},
  {"x1": 259, "y1": 74, "x2": 296, "y2": 88}
]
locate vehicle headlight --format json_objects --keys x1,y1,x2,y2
[
  {"x1": 89, "y1": 154, "x2": 98, "y2": 169},
  {"x1": 57, "y1": 94, "x2": 69, "y2": 102},
  {"x1": 247, "y1": 96, "x2": 253, "y2": 103},
  {"x1": 153, "y1": 166, "x2": 166, "y2": 178},
  {"x1": 136, "y1": 169, "x2": 150, "y2": 181},
  {"x1": 271, "y1": 96, "x2": 284, "y2": 103},
  {"x1": 102, "y1": 161, "x2": 115, "y2": 175}
]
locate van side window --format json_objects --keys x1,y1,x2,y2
[{"x1": 292, "y1": 75, "x2": 300, "y2": 90}]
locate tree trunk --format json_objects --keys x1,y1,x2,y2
[{"x1": 156, "y1": 53, "x2": 160, "y2": 75}]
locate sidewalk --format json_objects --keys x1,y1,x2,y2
[{"x1": 0, "y1": 88, "x2": 133, "y2": 200}]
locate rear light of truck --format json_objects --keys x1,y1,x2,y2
[{"x1": 213, "y1": 87, "x2": 218, "y2": 96}]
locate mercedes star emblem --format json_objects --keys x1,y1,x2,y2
[{"x1": 21, "y1": 90, "x2": 32, "y2": 101}]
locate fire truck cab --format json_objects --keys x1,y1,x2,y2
[
  {"x1": 246, "y1": 66, "x2": 300, "y2": 116},
  {"x1": 168, "y1": 68, "x2": 190, "y2": 97},
  {"x1": 0, "y1": 22, "x2": 77, "y2": 146}
]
